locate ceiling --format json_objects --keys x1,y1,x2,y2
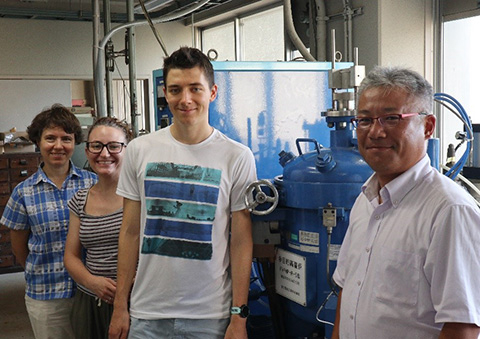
[{"x1": 0, "y1": 0, "x2": 278, "y2": 23}]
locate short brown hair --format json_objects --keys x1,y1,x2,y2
[
  {"x1": 27, "y1": 104, "x2": 83, "y2": 145},
  {"x1": 163, "y1": 47, "x2": 215, "y2": 88}
]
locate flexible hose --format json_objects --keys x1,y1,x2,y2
[{"x1": 434, "y1": 93, "x2": 472, "y2": 180}]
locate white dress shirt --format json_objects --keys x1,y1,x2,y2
[{"x1": 333, "y1": 155, "x2": 480, "y2": 339}]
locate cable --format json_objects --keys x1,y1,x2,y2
[
  {"x1": 434, "y1": 99, "x2": 473, "y2": 138},
  {"x1": 434, "y1": 93, "x2": 473, "y2": 180},
  {"x1": 435, "y1": 98, "x2": 471, "y2": 178},
  {"x1": 138, "y1": 0, "x2": 169, "y2": 57},
  {"x1": 315, "y1": 290, "x2": 335, "y2": 327},
  {"x1": 326, "y1": 229, "x2": 339, "y2": 297},
  {"x1": 440, "y1": 164, "x2": 480, "y2": 208}
]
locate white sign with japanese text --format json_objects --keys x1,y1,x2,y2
[{"x1": 275, "y1": 248, "x2": 307, "y2": 306}]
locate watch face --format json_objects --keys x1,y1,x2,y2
[{"x1": 240, "y1": 305, "x2": 250, "y2": 318}]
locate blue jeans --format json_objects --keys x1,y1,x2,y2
[{"x1": 128, "y1": 317, "x2": 230, "y2": 339}]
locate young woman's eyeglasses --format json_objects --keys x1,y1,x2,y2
[
  {"x1": 351, "y1": 112, "x2": 428, "y2": 129},
  {"x1": 86, "y1": 141, "x2": 126, "y2": 154}
]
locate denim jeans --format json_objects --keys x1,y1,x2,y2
[{"x1": 128, "y1": 317, "x2": 230, "y2": 339}]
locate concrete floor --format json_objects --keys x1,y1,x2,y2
[{"x1": 0, "y1": 272, "x2": 34, "y2": 339}]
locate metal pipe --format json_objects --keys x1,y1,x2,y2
[
  {"x1": 92, "y1": 0, "x2": 100, "y2": 115},
  {"x1": 103, "y1": 0, "x2": 113, "y2": 117},
  {"x1": 331, "y1": 29, "x2": 336, "y2": 111},
  {"x1": 315, "y1": 0, "x2": 327, "y2": 61},
  {"x1": 348, "y1": 9, "x2": 353, "y2": 62},
  {"x1": 127, "y1": 0, "x2": 138, "y2": 136},
  {"x1": 234, "y1": 17, "x2": 241, "y2": 61},
  {"x1": 331, "y1": 29, "x2": 336, "y2": 69},
  {"x1": 94, "y1": 0, "x2": 211, "y2": 118},
  {"x1": 283, "y1": 0, "x2": 316, "y2": 61},
  {"x1": 343, "y1": 8, "x2": 348, "y2": 61},
  {"x1": 342, "y1": 0, "x2": 353, "y2": 62}
]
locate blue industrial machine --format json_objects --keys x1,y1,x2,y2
[{"x1": 243, "y1": 59, "x2": 373, "y2": 338}]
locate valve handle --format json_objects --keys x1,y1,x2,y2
[{"x1": 244, "y1": 179, "x2": 279, "y2": 216}]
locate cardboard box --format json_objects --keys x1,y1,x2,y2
[
  {"x1": 1, "y1": 131, "x2": 36, "y2": 154},
  {"x1": 3, "y1": 143, "x2": 36, "y2": 154}
]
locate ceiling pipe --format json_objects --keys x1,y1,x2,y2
[
  {"x1": 283, "y1": 0, "x2": 316, "y2": 61},
  {"x1": 315, "y1": 0, "x2": 327, "y2": 61},
  {"x1": 94, "y1": 0, "x2": 211, "y2": 118},
  {"x1": 127, "y1": 0, "x2": 139, "y2": 137},
  {"x1": 104, "y1": 0, "x2": 114, "y2": 117},
  {"x1": 92, "y1": 0, "x2": 100, "y2": 115}
]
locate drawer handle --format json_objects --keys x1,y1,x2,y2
[
  {"x1": 20, "y1": 170, "x2": 28, "y2": 177},
  {"x1": 19, "y1": 159, "x2": 28, "y2": 165}
]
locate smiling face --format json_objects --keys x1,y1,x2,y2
[
  {"x1": 163, "y1": 66, "x2": 217, "y2": 136},
  {"x1": 356, "y1": 87, "x2": 436, "y2": 187},
  {"x1": 86, "y1": 126, "x2": 127, "y2": 180},
  {"x1": 39, "y1": 126, "x2": 75, "y2": 171}
]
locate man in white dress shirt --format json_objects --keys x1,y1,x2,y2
[{"x1": 332, "y1": 66, "x2": 480, "y2": 339}]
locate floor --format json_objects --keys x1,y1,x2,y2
[{"x1": 0, "y1": 272, "x2": 34, "y2": 338}]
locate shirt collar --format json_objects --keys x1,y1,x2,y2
[
  {"x1": 34, "y1": 160, "x2": 81, "y2": 185},
  {"x1": 362, "y1": 155, "x2": 433, "y2": 208}
]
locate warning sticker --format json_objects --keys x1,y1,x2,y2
[{"x1": 299, "y1": 230, "x2": 319, "y2": 246}]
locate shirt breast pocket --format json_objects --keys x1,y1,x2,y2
[{"x1": 374, "y1": 246, "x2": 420, "y2": 306}]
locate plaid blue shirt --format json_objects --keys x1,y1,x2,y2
[{"x1": 1, "y1": 162, "x2": 97, "y2": 300}]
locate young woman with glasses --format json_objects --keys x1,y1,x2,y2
[{"x1": 64, "y1": 117, "x2": 133, "y2": 339}]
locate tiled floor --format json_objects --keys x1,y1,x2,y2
[{"x1": 0, "y1": 272, "x2": 34, "y2": 339}]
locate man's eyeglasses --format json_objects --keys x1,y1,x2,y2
[
  {"x1": 86, "y1": 141, "x2": 126, "y2": 154},
  {"x1": 351, "y1": 112, "x2": 428, "y2": 129}
]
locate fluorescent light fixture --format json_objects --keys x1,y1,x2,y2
[{"x1": 133, "y1": 0, "x2": 175, "y2": 14}]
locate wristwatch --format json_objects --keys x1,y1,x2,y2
[{"x1": 230, "y1": 304, "x2": 250, "y2": 318}]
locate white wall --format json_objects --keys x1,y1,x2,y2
[
  {"x1": 0, "y1": 80, "x2": 71, "y2": 131},
  {"x1": 378, "y1": 0, "x2": 431, "y2": 76},
  {"x1": 0, "y1": 17, "x2": 192, "y2": 132},
  {"x1": 323, "y1": 0, "x2": 432, "y2": 77},
  {"x1": 0, "y1": 17, "x2": 192, "y2": 78}
]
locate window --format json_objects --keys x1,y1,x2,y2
[
  {"x1": 201, "y1": 6, "x2": 284, "y2": 61},
  {"x1": 442, "y1": 16, "x2": 480, "y2": 164},
  {"x1": 202, "y1": 22, "x2": 236, "y2": 61},
  {"x1": 241, "y1": 7, "x2": 284, "y2": 61},
  {"x1": 443, "y1": 17, "x2": 480, "y2": 122}
]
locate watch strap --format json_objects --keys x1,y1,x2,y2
[{"x1": 230, "y1": 304, "x2": 250, "y2": 318}]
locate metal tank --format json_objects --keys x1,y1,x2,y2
[{"x1": 273, "y1": 114, "x2": 372, "y2": 338}]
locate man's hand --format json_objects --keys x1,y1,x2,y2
[
  {"x1": 224, "y1": 317, "x2": 247, "y2": 339},
  {"x1": 108, "y1": 307, "x2": 130, "y2": 339}
]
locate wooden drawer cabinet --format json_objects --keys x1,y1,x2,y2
[
  {"x1": 0, "y1": 182, "x2": 9, "y2": 195},
  {"x1": 0, "y1": 169, "x2": 8, "y2": 182},
  {"x1": 0, "y1": 152, "x2": 41, "y2": 274}
]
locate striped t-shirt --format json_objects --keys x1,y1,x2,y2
[{"x1": 68, "y1": 188, "x2": 122, "y2": 297}]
